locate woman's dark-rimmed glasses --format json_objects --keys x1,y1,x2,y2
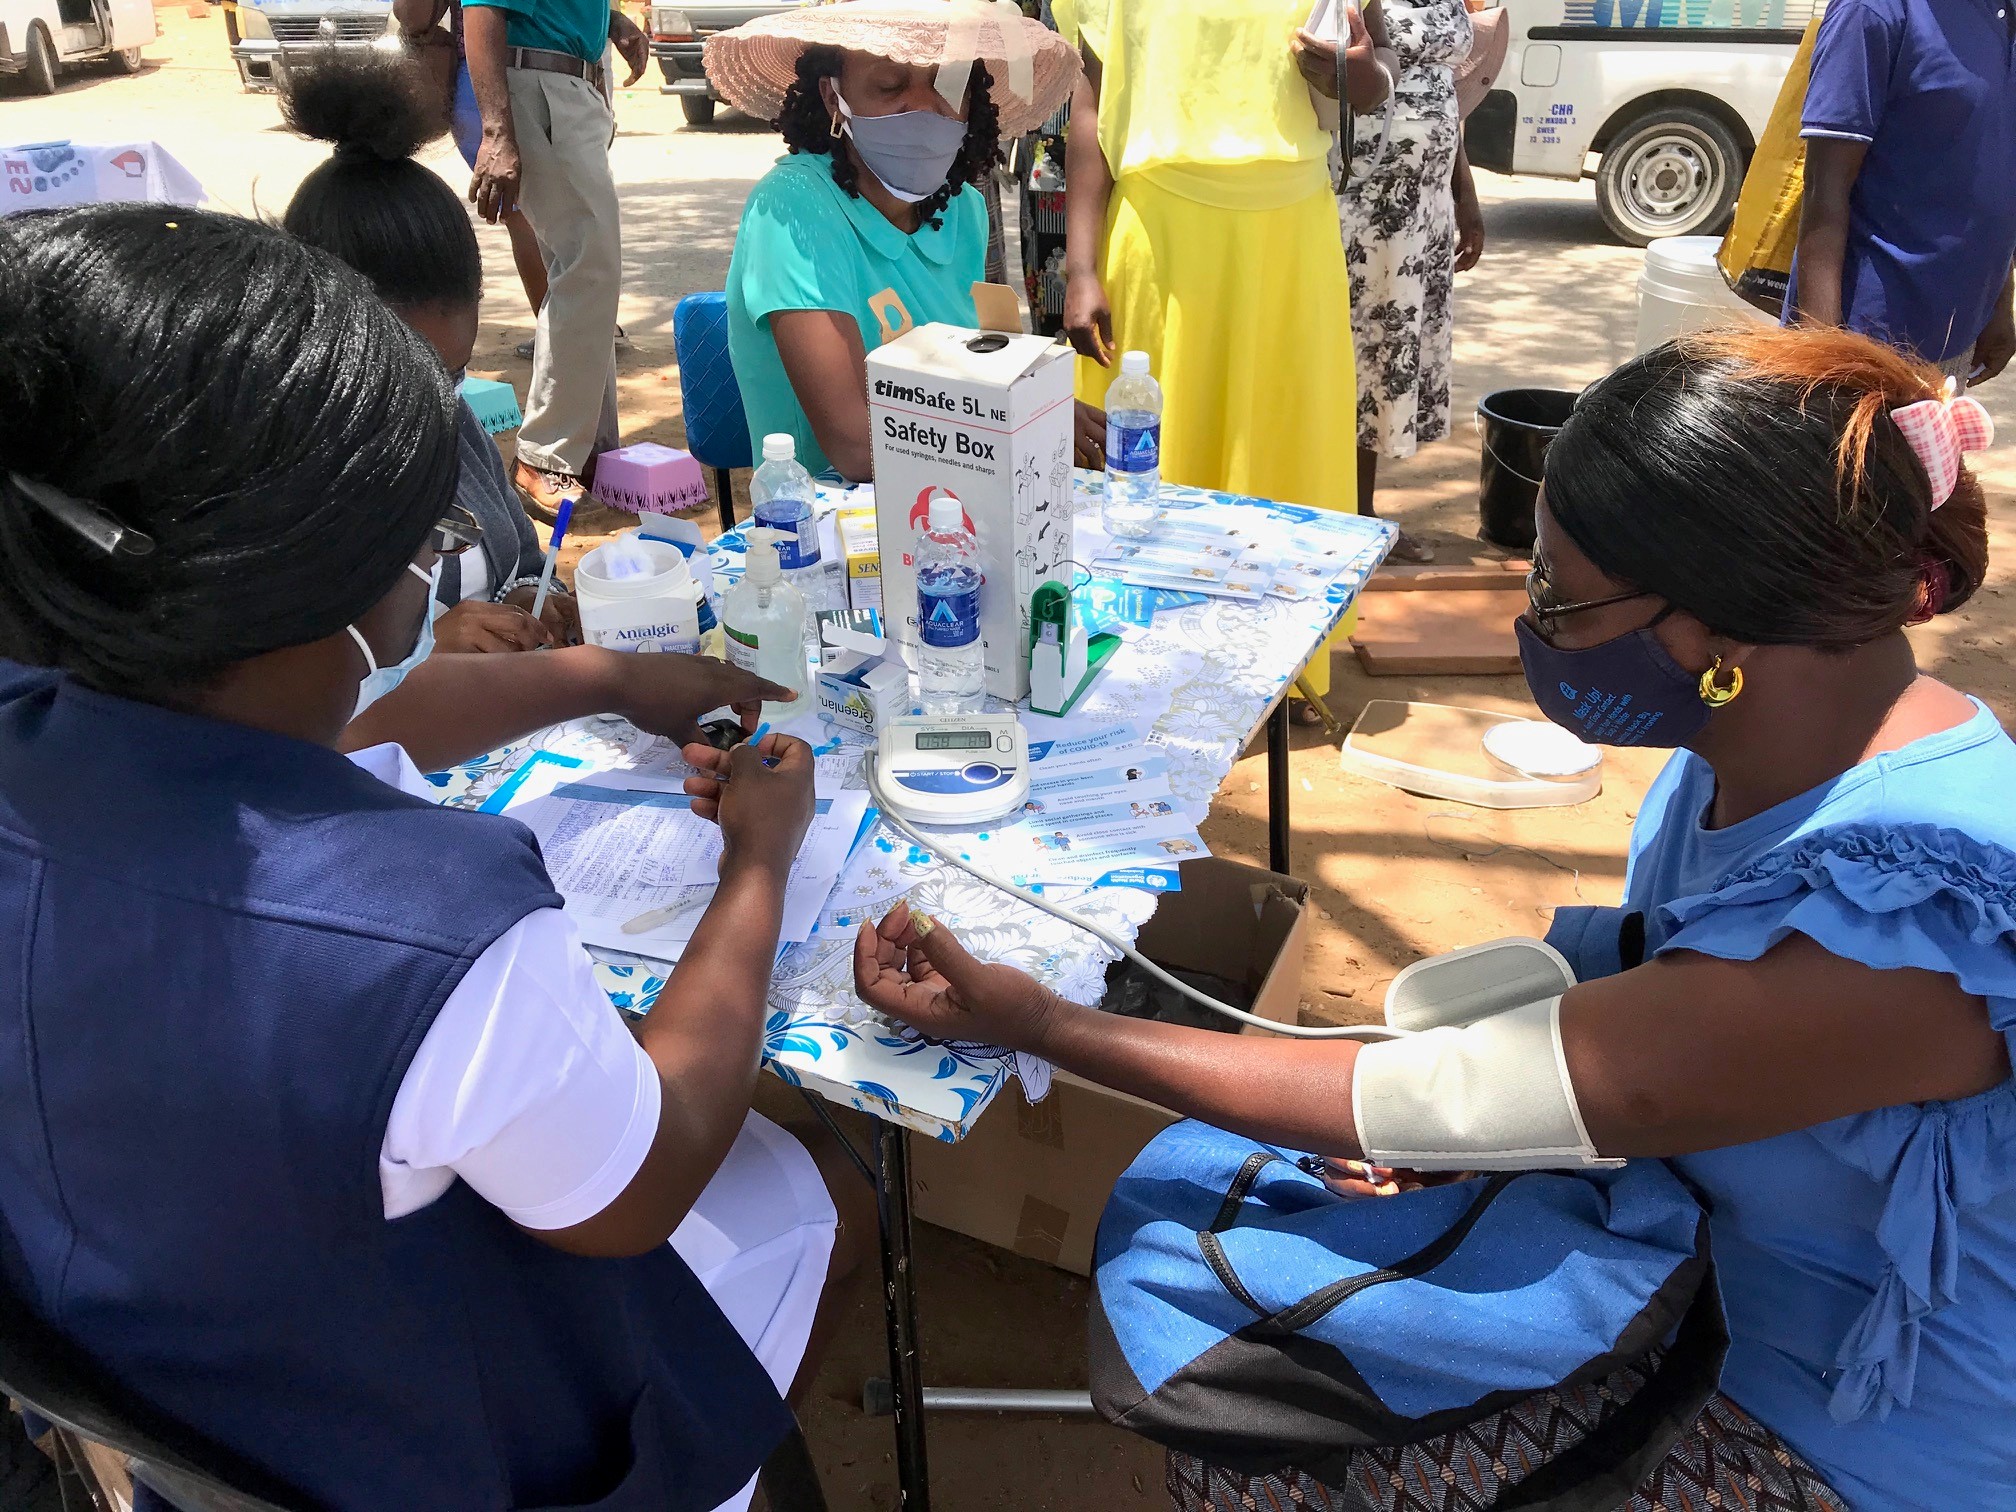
[
  {"x1": 427, "y1": 504, "x2": 483, "y2": 558},
  {"x1": 1525, "y1": 564, "x2": 1657, "y2": 644}
]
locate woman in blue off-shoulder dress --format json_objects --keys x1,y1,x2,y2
[{"x1": 853, "y1": 324, "x2": 2016, "y2": 1511}]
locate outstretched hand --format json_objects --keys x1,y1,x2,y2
[
  {"x1": 613, "y1": 653, "x2": 795, "y2": 746},
  {"x1": 852, "y1": 901, "x2": 1062, "y2": 1051}
]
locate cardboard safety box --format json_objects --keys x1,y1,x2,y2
[
  {"x1": 867, "y1": 323, "x2": 1076, "y2": 702},
  {"x1": 910, "y1": 859, "x2": 1312, "y2": 1275}
]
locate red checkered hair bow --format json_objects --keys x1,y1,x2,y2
[{"x1": 1891, "y1": 378, "x2": 1995, "y2": 509}]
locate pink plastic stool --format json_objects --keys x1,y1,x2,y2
[{"x1": 592, "y1": 442, "x2": 710, "y2": 516}]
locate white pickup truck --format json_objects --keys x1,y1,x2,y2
[{"x1": 1464, "y1": 0, "x2": 1813, "y2": 244}]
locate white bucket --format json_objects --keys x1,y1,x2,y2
[
  {"x1": 1634, "y1": 236, "x2": 1770, "y2": 355},
  {"x1": 575, "y1": 533, "x2": 704, "y2": 654}
]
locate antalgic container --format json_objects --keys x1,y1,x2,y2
[{"x1": 574, "y1": 534, "x2": 705, "y2": 655}]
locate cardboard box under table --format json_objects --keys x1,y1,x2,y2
[{"x1": 908, "y1": 858, "x2": 1312, "y2": 1276}]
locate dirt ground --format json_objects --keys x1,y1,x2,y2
[{"x1": 8, "y1": 15, "x2": 2016, "y2": 1507}]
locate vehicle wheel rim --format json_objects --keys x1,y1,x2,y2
[{"x1": 1620, "y1": 132, "x2": 1719, "y2": 232}]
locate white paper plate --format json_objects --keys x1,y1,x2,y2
[{"x1": 1482, "y1": 719, "x2": 1602, "y2": 781}]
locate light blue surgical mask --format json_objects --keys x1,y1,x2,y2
[
  {"x1": 836, "y1": 95, "x2": 969, "y2": 203},
  {"x1": 348, "y1": 560, "x2": 439, "y2": 718}
]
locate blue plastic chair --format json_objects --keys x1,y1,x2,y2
[{"x1": 673, "y1": 292, "x2": 754, "y2": 535}]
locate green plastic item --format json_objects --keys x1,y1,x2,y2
[{"x1": 1029, "y1": 579, "x2": 1120, "y2": 716}]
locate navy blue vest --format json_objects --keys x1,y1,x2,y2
[{"x1": 0, "y1": 665, "x2": 790, "y2": 1509}]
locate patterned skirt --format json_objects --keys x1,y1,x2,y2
[{"x1": 1164, "y1": 1364, "x2": 1850, "y2": 1512}]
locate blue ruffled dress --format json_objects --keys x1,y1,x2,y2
[{"x1": 1616, "y1": 699, "x2": 2016, "y2": 1510}]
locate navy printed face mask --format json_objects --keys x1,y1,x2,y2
[{"x1": 1514, "y1": 613, "x2": 1710, "y2": 749}]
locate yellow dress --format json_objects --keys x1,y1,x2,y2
[{"x1": 1060, "y1": 0, "x2": 1359, "y2": 696}]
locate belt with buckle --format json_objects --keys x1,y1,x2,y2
[{"x1": 506, "y1": 45, "x2": 607, "y2": 93}]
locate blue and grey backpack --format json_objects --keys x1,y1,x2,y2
[{"x1": 1090, "y1": 1122, "x2": 1726, "y2": 1508}]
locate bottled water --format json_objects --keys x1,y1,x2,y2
[
  {"x1": 1103, "y1": 350, "x2": 1163, "y2": 538},
  {"x1": 749, "y1": 433, "x2": 830, "y2": 658},
  {"x1": 914, "y1": 494, "x2": 984, "y2": 715}
]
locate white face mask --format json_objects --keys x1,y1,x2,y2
[
  {"x1": 834, "y1": 94, "x2": 969, "y2": 204},
  {"x1": 347, "y1": 560, "x2": 439, "y2": 719}
]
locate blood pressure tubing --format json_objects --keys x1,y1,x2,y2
[{"x1": 864, "y1": 749, "x2": 1405, "y2": 1042}]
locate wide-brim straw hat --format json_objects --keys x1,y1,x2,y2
[{"x1": 704, "y1": 0, "x2": 1081, "y2": 139}]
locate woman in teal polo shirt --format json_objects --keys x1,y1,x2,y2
[{"x1": 708, "y1": 3, "x2": 1094, "y2": 480}]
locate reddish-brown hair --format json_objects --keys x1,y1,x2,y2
[{"x1": 1545, "y1": 324, "x2": 1987, "y2": 646}]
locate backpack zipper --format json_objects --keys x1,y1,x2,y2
[
  {"x1": 1196, "y1": 1168, "x2": 1526, "y2": 1330},
  {"x1": 1266, "y1": 1174, "x2": 1523, "y2": 1334},
  {"x1": 1196, "y1": 1151, "x2": 1284, "y2": 1315}
]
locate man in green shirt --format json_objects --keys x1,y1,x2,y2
[{"x1": 465, "y1": 0, "x2": 648, "y2": 518}]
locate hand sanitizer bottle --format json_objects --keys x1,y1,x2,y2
[{"x1": 721, "y1": 529, "x2": 809, "y2": 724}]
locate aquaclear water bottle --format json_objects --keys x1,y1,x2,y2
[
  {"x1": 749, "y1": 433, "x2": 826, "y2": 656},
  {"x1": 1102, "y1": 350, "x2": 1164, "y2": 538},
  {"x1": 914, "y1": 493, "x2": 984, "y2": 715}
]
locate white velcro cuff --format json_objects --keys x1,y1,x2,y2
[
  {"x1": 1383, "y1": 937, "x2": 1577, "y2": 1033},
  {"x1": 1351, "y1": 996, "x2": 1623, "y2": 1170}
]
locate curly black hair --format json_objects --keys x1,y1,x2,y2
[
  {"x1": 279, "y1": 49, "x2": 481, "y2": 310},
  {"x1": 775, "y1": 45, "x2": 1001, "y2": 233}
]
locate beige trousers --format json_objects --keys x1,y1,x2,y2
[{"x1": 507, "y1": 67, "x2": 622, "y2": 477}]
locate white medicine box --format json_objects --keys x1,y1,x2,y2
[
  {"x1": 867, "y1": 324, "x2": 1076, "y2": 702},
  {"x1": 816, "y1": 622, "x2": 910, "y2": 736}
]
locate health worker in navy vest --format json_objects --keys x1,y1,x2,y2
[
  {"x1": 857, "y1": 327, "x2": 2016, "y2": 1510},
  {"x1": 0, "y1": 205, "x2": 857, "y2": 1512},
  {"x1": 708, "y1": 2, "x2": 1106, "y2": 482}
]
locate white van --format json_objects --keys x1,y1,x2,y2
[
  {"x1": 0, "y1": 0, "x2": 154, "y2": 93},
  {"x1": 1464, "y1": 0, "x2": 1814, "y2": 244}
]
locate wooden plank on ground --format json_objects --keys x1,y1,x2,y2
[
  {"x1": 1349, "y1": 587, "x2": 1526, "y2": 675},
  {"x1": 1364, "y1": 562, "x2": 1531, "y2": 592}
]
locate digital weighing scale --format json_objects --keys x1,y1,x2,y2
[{"x1": 874, "y1": 712, "x2": 1030, "y2": 826}]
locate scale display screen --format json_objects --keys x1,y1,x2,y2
[{"x1": 915, "y1": 729, "x2": 995, "y2": 751}]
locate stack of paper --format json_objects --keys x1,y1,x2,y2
[
  {"x1": 1088, "y1": 518, "x2": 1275, "y2": 602},
  {"x1": 1085, "y1": 504, "x2": 1388, "y2": 610},
  {"x1": 478, "y1": 736, "x2": 872, "y2": 960},
  {"x1": 952, "y1": 724, "x2": 1210, "y2": 891}
]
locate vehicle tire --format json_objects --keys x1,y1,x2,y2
[
  {"x1": 24, "y1": 23, "x2": 60, "y2": 94},
  {"x1": 680, "y1": 93, "x2": 716, "y2": 126},
  {"x1": 1594, "y1": 107, "x2": 1744, "y2": 246},
  {"x1": 111, "y1": 45, "x2": 143, "y2": 73}
]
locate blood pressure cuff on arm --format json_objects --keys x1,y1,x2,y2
[
  {"x1": 1544, "y1": 906, "x2": 1646, "y2": 983},
  {"x1": 1353, "y1": 998, "x2": 1624, "y2": 1171}
]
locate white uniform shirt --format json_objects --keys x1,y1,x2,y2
[{"x1": 354, "y1": 743, "x2": 661, "y2": 1227}]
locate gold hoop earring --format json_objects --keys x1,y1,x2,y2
[{"x1": 1698, "y1": 658, "x2": 1743, "y2": 708}]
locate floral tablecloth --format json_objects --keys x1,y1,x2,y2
[{"x1": 434, "y1": 476, "x2": 1392, "y2": 1141}]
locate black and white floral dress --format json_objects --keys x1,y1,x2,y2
[{"x1": 1337, "y1": 0, "x2": 1472, "y2": 458}]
